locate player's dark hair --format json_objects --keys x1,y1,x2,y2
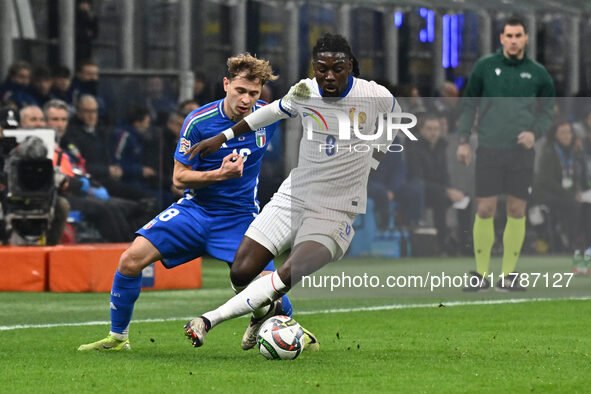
[
  {"x1": 502, "y1": 15, "x2": 527, "y2": 34},
  {"x1": 312, "y1": 33, "x2": 360, "y2": 77}
]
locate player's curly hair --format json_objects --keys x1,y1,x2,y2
[
  {"x1": 312, "y1": 33, "x2": 360, "y2": 77},
  {"x1": 226, "y1": 53, "x2": 278, "y2": 85}
]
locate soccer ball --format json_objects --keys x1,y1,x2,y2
[{"x1": 257, "y1": 315, "x2": 304, "y2": 360}]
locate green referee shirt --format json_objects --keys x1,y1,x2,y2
[{"x1": 458, "y1": 49, "x2": 555, "y2": 150}]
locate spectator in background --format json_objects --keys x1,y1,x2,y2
[
  {"x1": 394, "y1": 83, "x2": 426, "y2": 116},
  {"x1": 0, "y1": 61, "x2": 34, "y2": 108},
  {"x1": 367, "y1": 136, "x2": 423, "y2": 231},
  {"x1": 110, "y1": 104, "x2": 164, "y2": 206},
  {"x1": 256, "y1": 84, "x2": 284, "y2": 207},
  {"x1": 162, "y1": 111, "x2": 185, "y2": 199},
  {"x1": 45, "y1": 99, "x2": 135, "y2": 242},
  {"x1": 19, "y1": 105, "x2": 69, "y2": 245},
  {"x1": 407, "y1": 113, "x2": 472, "y2": 255},
  {"x1": 193, "y1": 70, "x2": 211, "y2": 105},
  {"x1": 61, "y1": 95, "x2": 144, "y2": 201},
  {"x1": 433, "y1": 81, "x2": 460, "y2": 133},
  {"x1": 178, "y1": 99, "x2": 199, "y2": 116},
  {"x1": 18, "y1": 106, "x2": 45, "y2": 129},
  {"x1": 75, "y1": 0, "x2": 99, "y2": 66},
  {"x1": 533, "y1": 120, "x2": 591, "y2": 251},
  {"x1": 50, "y1": 65, "x2": 73, "y2": 106},
  {"x1": 30, "y1": 66, "x2": 53, "y2": 108},
  {"x1": 70, "y1": 59, "x2": 105, "y2": 115},
  {"x1": 142, "y1": 76, "x2": 177, "y2": 127}
]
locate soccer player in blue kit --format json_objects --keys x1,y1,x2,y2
[{"x1": 78, "y1": 54, "x2": 293, "y2": 351}]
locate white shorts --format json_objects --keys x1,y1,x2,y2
[{"x1": 245, "y1": 187, "x2": 356, "y2": 260}]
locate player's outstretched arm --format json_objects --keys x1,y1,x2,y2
[
  {"x1": 185, "y1": 120, "x2": 252, "y2": 160},
  {"x1": 173, "y1": 153, "x2": 243, "y2": 189},
  {"x1": 185, "y1": 100, "x2": 290, "y2": 160}
]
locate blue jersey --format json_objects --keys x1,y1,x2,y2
[{"x1": 174, "y1": 99, "x2": 277, "y2": 214}]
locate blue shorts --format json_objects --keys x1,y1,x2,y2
[{"x1": 136, "y1": 198, "x2": 275, "y2": 270}]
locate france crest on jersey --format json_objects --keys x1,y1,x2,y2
[{"x1": 174, "y1": 99, "x2": 278, "y2": 214}]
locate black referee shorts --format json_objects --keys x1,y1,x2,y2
[{"x1": 475, "y1": 146, "x2": 534, "y2": 201}]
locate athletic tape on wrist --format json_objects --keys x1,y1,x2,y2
[{"x1": 222, "y1": 128, "x2": 234, "y2": 141}]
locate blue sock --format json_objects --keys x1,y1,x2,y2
[
  {"x1": 280, "y1": 294, "x2": 293, "y2": 317},
  {"x1": 110, "y1": 270, "x2": 142, "y2": 335}
]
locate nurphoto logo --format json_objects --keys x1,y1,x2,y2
[{"x1": 303, "y1": 108, "x2": 418, "y2": 153}]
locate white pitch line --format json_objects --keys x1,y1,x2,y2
[{"x1": 1, "y1": 296, "x2": 590, "y2": 332}]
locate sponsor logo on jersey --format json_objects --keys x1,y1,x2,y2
[
  {"x1": 520, "y1": 72, "x2": 532, "y2": 79},
  {"x1": 238, "y1": 136, "x2": 246, "y2": 141},
  {"x1": 255, "y1": 129, "x2": 266, "y2": 147},
  {"x1": 143, "y1": 219, "x2": 157, "y2": 230},
  {"x1": 179, "y1": 137, "x2": 191, "y2": 153},
  {"x1": 495, "y1": 68, "x2": 502, "y2": 76}
]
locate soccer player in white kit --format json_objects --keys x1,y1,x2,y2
[{"x1": 184, "y1": 33, "x2": 402, "y2": 350}]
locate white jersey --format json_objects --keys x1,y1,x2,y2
[
  {"x1": 244, "y1": 76, "x2": 400, "y2": 214},
  {"x1": 283, "y1": 77, "x2": 399, "y2": 213}
]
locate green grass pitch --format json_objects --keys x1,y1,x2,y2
[{"x1": 1, "y1": 256, "x2": 590, "y2": 393}]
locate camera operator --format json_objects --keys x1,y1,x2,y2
[
  {"x1": 45, "y1": 99, "x2": 136, "y2": 242},
  {"x1": 19, "y1": 105, "x2": 69, "y2": 244},
  {"x1": 0, "y1": 107, "x2": 21, "y2": 242}
]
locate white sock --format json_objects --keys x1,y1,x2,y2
[
  {"x1": 204, "y1": 271, "x2": 287, "y2": 328},
  {"x1": 231, "y1": 274, "x2": 271, "y2": 319},
  {"x1": 109, "y1": 330, "x2": 127, "y2": 341}
]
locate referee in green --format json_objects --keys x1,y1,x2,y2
[{"x1": 457, "y1": 15, "x2": 555, "y2": 291}]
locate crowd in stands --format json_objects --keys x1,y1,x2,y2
[
  {"x1": 2, "y1": 58, "x2": 591, "y2": 257},
  {"x1": 0, "y1": 59, "x2": 220, "y2": 245},
  {"x1": 366, "y1": 80, "x2": 591, "y2": 257}
]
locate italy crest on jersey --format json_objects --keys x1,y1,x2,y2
[{"x1": 255, "y1": 129, "x2": 266, "y2": 147}]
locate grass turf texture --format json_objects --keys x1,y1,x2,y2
[{"x1": 0, "y1": 256, "x2": 590, "y2": 393}]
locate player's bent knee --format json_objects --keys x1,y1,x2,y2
[{"x1": 118, "y1": 243, "x2": 156, "y2": 276}]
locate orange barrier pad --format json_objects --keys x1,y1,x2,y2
[
  {"x1": 47, "y1": 244, "x2": 202, "y2": 292},
  {"x1": 0, "y1": 246, "x2": 52, "y2": 291}
]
